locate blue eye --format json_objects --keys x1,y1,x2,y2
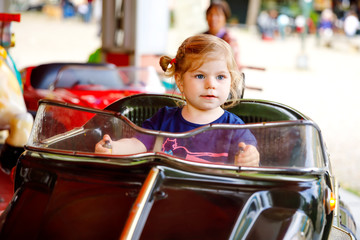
[
  {"x1": 195, "y1": 74, "x2": 205, "y2": 79},
  {"x1": 217, "y1": 75, "x2": 225, "y2": 80}
]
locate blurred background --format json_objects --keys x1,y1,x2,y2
[{"x1": 1, "y1": 0, "x2": 360, "y2": 193}]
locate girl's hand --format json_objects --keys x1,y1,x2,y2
[
  {"x1": 234, "y1": 142, "x2": 260, "y2": 167},
  {"x1": 95, "y1": 134, "x2": 113, "y2": 154},
  {"x1": 95, "y1": 135, "x2": 147, "y2": 155}
]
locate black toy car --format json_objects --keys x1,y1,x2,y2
[{"x1": 0, "y1": 94, "x2": 356, "y2": 240}]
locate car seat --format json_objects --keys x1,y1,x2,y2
[{"x1": 104, "y1": 93, "x2": 306, "y2": 126}]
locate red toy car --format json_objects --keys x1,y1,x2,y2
[{"x1": 21, "y1": 63, "x2": 167, "y2": 116}]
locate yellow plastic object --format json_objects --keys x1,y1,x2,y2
[
  {"x1": 330, "y1": 192, "x2": 336, "y2": 212},
  {"x1": 0, "y1": 130, "x2": 9, "y2": 144},
  {"x1": 10, "y1": 33, "x2": 15, "y2": 48},
  {"x1": 0, "y1": 46, "x2": 26, "y2": 128},
  {"x1": 0, "y1": 46, "x2": 7, "y2": 58},
  {"x1": 6, "y1": 112, "x2": 33, "y2": 147},
  {"x1": 0, "y1": 45, "x2": 31, "y2": 147}
]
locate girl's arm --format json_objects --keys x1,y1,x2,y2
[
  {"x1": 234, "y1": 142, "x2": 260, "y2": 167},
  {"x1": 95, "y1": 134, "x2": 147, "y2": 155}
]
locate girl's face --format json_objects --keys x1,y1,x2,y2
[
  {"x1": 177, "y1": 57, "x2": 231, "y2": 112},
  {"x1": 206, "y1": 6, "x2": 226, "y2": 34}
]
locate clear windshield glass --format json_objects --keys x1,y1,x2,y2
[
  {"x1": 27, "y1": 101, "x2": 325, "y2": 169},
  {"x1": 52, "y1": 65, "x2": 165, "y2": 93}
]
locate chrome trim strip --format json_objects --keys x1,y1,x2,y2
[
  {"x1": 23, "y1": 148, "x2": 327, "y2": 176},
  {"x1": 120, "y1": 167, "x2": 161, "y2": 240},
  {"x1": 37, "y1": 99, "x2": 322, "y2": 137}
]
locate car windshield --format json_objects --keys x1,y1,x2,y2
[
  {"x1": 52, "y1": 65, "x2": 165, "y2": 92},
  {"x1": 27, "y1": 101, "x2": 326, "y2": 169}
]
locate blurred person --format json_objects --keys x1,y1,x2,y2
[
  {"x1": 295, "y1": 15, "x2": 306, "y2": 33},
  {"x1": 84, "y1": 0, "x2": 94, "y2": 23},
  {"x1": 78, "y1": 0, "x2": 94, "y2": 23},
  {"x1": 257, "y1": 10, "x2": 269, "y2": 37},
  {"x1": 257, "y1": 9, "x2": 278, "y2": 40},
  {"x1": 344, "y1": 10, "x2": 359, "y2": 38},
  {"x1": 61, "y1": 0, "x2": 76, "y2": 18},
  {"x1": 277, "y1": 13, "x2": 290, "y2": 40},
  {"x1": 203, "y1": 0, "x2": 242, "y2": 69},
  {"x1": 318, "y1": 8, "x2": 335, "y2": 47}
]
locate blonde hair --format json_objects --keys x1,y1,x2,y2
[{"x1": 159, "y1": 34, "x2": 243, "y2": 108}]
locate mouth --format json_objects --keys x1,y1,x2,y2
[{"x1": 201, "y1": 94, "x2": 217, "y2": 99}]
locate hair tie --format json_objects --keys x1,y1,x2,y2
[{"x1": 170, "y1": 58, "x2": 176, "y2": 65}]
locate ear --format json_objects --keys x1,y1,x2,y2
[{"x1": 175, "y1": 74, "x2": 183, "y2": 92}]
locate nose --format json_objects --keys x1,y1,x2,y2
[
  {"x1": 208, "y1": 14, "x2": 219, "y2": 27},
  {"x1": 208, "y1": 13, "x2": 218, "y2": 22},
  {"x1": 205, "y1": 77, "x2": 216, "y2": 89}
]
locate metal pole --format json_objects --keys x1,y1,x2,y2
[{"x1": 296, "y1": 0, "x2": 313, "y2": 70}]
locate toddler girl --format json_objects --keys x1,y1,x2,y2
[{"x1": 95, "y1": 34, "x2": 259, "y2": 166}]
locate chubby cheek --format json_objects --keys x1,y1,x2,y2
[
  {"x1": 222, "y1": 81, "x2": 231, "y2": 94},
  {"x1": 220, "y1": 81, "x2": 232, "y2": 100},
  {"x1": 183, "y1": 84, "x2": 198, "y2": 98}
]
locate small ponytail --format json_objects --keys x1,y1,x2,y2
[{"x1": 159, "y1": 55, "x2": 176, "y2": 77}]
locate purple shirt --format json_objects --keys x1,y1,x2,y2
[{"x1": 140, "y1": 107, "x2": 257, "y2": 164}]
